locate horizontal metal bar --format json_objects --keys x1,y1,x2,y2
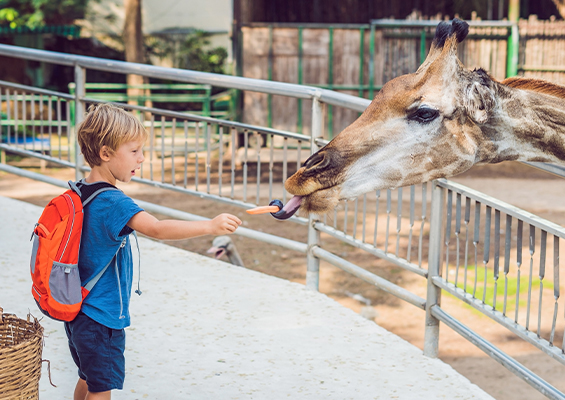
[
  {"x1": 431, "y1": 305, "x2": 565, "y2": 400},
  {"x1": 315, "y1": 138, "x2": 330, "y2": 148},
  {"x1": 315, "y1": 222, "x2": 428, "y2": 277},
  {"x1": 88, "y1": 94, "x2": 213, "y2": 102},
  {"x1": 370, "y1": 19, "x2": 516, "y2": 28},
  {"x1": 243, "y1": 22, "x2": 372, "y2": 29},
  {"x1": 149, "y1": 28, "x2": 229, "y2": 35},
  {"x1": 0, "y1": 145, "x2": 75, "y2": 168},
  {"x1": 437, "y1": 179, "x2": 565, "y2": 239},
  {"x1": 312, "y1": 246, "x2": 426, "y2": 309},
  {"x1": 0, "y1": 162, "x2": 73, "y2": 186},
  {"x1": 0, "y1": 163, "x2": 308, "y2": 253},
  {"x1": 433, "y1": 276, "x2": 565, "y2": 366},
  {"x1": 0, "y1": 80, "x2": 74, "y2": 100},
  {"x1": 0, "y1": 120, "x2": 66, "y2": 127},
  {"x1": 81, "y1": 97, "x2": 311, "y2": 141},
  {"x1": 522, "y1": 161, "x2": 565, "y2": 179},
  {"x1": 307, "y1": 83, "x2": 382, "y2": 91},
  {"x1": 0, "y1": 44, "x2": 370, "y2": 112},
  {"x1": 519, "y1": 65, "x2": 565, "y2": 73},
  {"x1": 209, "y1": 89, "x2": 234, "y2": 100},
  {"x1": 383, "y1": 32, "x2": 509, "y2": 40},
  {"x1": 246, "y1": 20, "x2": 515, "y2": 29},
  {"x1": 79, "y1": 83, "x2": 212, "y2": 90}
]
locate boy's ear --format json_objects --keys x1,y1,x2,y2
[{"x1": 99, "y1": 145, "x2": 112, "y2": 162}]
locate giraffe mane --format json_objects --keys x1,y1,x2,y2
[{"x1": 502, "y1": 77, "x2": 565, "y2": 100}]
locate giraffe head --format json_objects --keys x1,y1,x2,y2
[{"x1": 281, "y1": 19, "x2": 501, "y2": 218}]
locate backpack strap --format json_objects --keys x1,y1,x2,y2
[
  {"x1": 69, "y1": 180, "x2": 143, "y2": 298},
  {"x1": 83, "y1": 234, "x2": 142, "y2": 299},
  {"x1": 83, "y1": 237, "x2": 126, "y2": 292},
  {"x1": 68, "y1": 180, "x2": 119, "y2": 207},
  {"x1": 132, "y1": 231, "x2": 142, "y2": 296}
]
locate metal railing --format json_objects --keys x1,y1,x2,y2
[{"x1": 1, "y1": 44, "x2": 564, "y2": 400}]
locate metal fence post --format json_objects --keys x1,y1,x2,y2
[
  {"x1": 74, "y1": 64, "x2": 86, "y2": 181},
  {"x1": 506, "y1": 23, "x2": 519, "y2": 78},
  {"x1": 424, "y1": 180, "x2": 445, "y2": 357},
  {"x1": 306, "y1": 94, "x2": 323, "y2": 291}
]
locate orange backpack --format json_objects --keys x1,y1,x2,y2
[{"x1": 30, "y1": 181, "x2": 118, "y2": 321}]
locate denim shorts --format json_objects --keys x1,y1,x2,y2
[{"x1": 64, "y1": 312, "x2": 126, "y2": 392}]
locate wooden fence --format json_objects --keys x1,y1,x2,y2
[
  {"x1": 240, "y1": 16, "x2": 565, "y2": 139},
  {"x1": 519, "y1": 15, "x2": 565, "y2": 85}
]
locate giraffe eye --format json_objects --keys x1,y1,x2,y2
[{"x1": 408, "y1": 107, "x2": 439, "y2": 123}]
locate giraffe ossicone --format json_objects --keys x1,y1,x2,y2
[{"x1": 277, "y1": 18, "x2": 565, "y2": 219}]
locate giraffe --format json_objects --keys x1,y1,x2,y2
[{"x1": 273, "y1": 18, "x2": 565, "y2": 220}]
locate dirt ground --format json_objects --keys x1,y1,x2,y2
[{"x1": 2, "y1": 160, "x2": 565, "y2": 400}]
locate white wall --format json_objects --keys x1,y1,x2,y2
[{"x1": 143, "y1": 0, "x2": 232, "y2": 34}]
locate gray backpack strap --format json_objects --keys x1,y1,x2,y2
[
  {"x1": 68, "y1": 180, "x2": 119, "y2": 207},
  {"x1": 68, "y1": 180, "x2": 82, "y2": 197},
  {"x1": 133, "y1": 231, "x2": 142, "y2": 296},
  {"x1": 84, "y1": 237, "x2": 126, "y2": 292},
  {"x1": 83, "y1": 234, "x2": 142, "y2": 296},
  {"x1": 81, "y1": 187, "x2": 119, "y2": 207}
]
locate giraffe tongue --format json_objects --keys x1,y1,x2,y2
[{"x1": 271, "y1": 196, "x2": 303, "y2": 220}]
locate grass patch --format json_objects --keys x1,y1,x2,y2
[{"x1": 447, "y1": 264, "x2": 553, "y2": 313}]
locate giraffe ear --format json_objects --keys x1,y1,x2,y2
[{"x1": 463, "y1": 68, "x2": 496, "y2": 124}]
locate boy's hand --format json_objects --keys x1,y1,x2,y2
[{"x1": 209, "y1": 213, "x2": 242, "y2": 235}]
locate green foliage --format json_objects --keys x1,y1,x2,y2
[
  {"x1": 0, "y1": 7, "x2": 19, "y2": 28},
  {"x1": 449, "y1": 264, "x2": 554, "y2": 313},
  {"x1": 148, "y1": 30, "x2": 228, "y2": 74},
  {"x1": 0, "y1": 0, "x2": 89, "y2": 28}
]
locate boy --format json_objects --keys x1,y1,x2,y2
[{"x1": 66, "y1": 103, "x2": 242, "y2": 400}]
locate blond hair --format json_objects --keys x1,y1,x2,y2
[{"x1": 77, "y1": 103, "x2": 148, "y2": 167}]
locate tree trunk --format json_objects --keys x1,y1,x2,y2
[{"x1": 123, "y1": 0, "x2": 146, "y2": 106}]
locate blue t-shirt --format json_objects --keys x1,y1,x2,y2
[{"x1": 78, "y1": 185, "x2": 143, "y2": 329}]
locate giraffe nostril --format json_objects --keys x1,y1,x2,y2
[{"x1": 303, "y1": 151, "x2": 329, "y2": 170}]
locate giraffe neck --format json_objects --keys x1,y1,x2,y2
[{"x1": 484, "y1": 83, "x2": 565, "y2": 165}]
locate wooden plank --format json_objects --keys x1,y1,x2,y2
[
  {"x1": 332, "y1": 28, "x2": 362, "y2": 134},
  {"x1": 301, "y1": 28, "x2": 330, "y2": 137},
  {"x1": 496, "y1": 25, "x2": 507, "y2": 80},
  {"x1": 531, "y1": 15, "x2": 541, "y2": 80},
  {"x1": 556, "y1": 19, "x2": 564, "y2": 84},
  {"x1": 373, "y1": 28, "x2": 385, "y2": 89},
  {"x1": 272, "y1": 28, "x2": 299, "y2": 133},
  {"x1": 242, "y1": 27, "x2": 270, "y2": 127}
]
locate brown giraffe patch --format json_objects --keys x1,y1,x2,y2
[
  {"x1": 480, "y1": 124, "x2": 504, "y2": 141},
  {"x1": 532, "y1": 134, "x2": 565, "y2": 161},
  {"x1": 504, "y1": 99, "x2": 522, "y2": 119},
  {"x1": 380, "y1": 169, "x2": 404, "y2": 186},
  {"x1": 490, "y1": 149, "x2": 520, "y2": 163}
]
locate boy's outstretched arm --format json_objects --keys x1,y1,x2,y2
[{"x1": 127, "y1": 211, "x2": 242, "y2": 240}]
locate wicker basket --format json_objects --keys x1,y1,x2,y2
[{"x1": 0, "y1": 306, "x2": 44, "y2": 400}]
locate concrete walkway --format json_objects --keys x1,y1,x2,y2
[{"x1": 0, "y1": 195, "x2": 495, "y2": 400}]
